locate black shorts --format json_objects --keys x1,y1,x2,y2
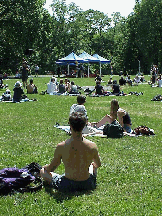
[{"x1": 51, "y1": 173, "x2": 96, "y2": 192}]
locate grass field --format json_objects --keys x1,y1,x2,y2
[{"x1": 0, "y1": 75, "x2": 161, "y2": 216}]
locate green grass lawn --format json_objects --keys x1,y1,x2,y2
[{"x1": 0, "y1": 75, "x2": 161, "y2": 215}]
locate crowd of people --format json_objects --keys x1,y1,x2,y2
[
  {"x1": 1, "y1": 66, "x2": 161, "y2": 193},
  {"x1": 1, "y1": 69, "x2": 162, "y2": 102},
  {"x1": 40, "y1": 94, "x2": 133, "y2": 192},
  {"x1": 46, "y1": 77, "x2": 81, "y2": 95}
]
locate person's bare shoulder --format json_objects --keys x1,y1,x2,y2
[
  {"x1": 83, "y1": 138, "x2": 98, "y2": 150},
  {"x1": 56, "y1": 138, "x2": 72, "y2": 149},
  {"x1": 56, "y1": 140, "x2": 67, "y2": 147}
]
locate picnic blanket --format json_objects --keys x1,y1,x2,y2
[
  {"x1": 54, "y1": 124, "x2": 155, "y2": 138},
  {"x1": 54, "y1": 125, "x2": 106, "y2": 137},
  {"x1": 89, "y1": 93, "x2": 128, "y2": 97},
  {"x1": 48, "y1": 92, "x2": 80, "y2": 96},
  {"x1": 82, "y1": 86, "x2": 112, "y2": 91},
  {"x1": 0, "y1": 96, "x2": 37, "y2": 103}
]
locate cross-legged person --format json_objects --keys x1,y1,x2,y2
[{"x1": 40, "y1": 112, "x2": 101, "y2": 192}]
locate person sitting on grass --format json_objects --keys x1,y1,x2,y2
[
  {"x1": 108, "y1": 77, "x2": 113, "y2": 85},
  {"x1": 126, "y1": 75, "x2": 132, "y2": 86},
  {"x1": 64, "y1": 78, "x2": 70, "y2": 91},
  {"x1": 13, "y1": 81, "x2": 24, "y2": 102},
  {"x1": 95, "y1": 74, "x2": 102, "y2": 82},
  {"x1": 2, "y1": 89, "x2": 12, "y2": 101},
  {"x1": 70, "y1": 95, "x2": 88, "y2": 122},
  {"x1": 47, "y1": 78, "x2": 57, "y2": 94},
  {"x1": 40, "y1": 112, "x2": 101, "y2": 193},
  {"x1": 95, "y1": 81, "x2": 104, "y2": 95},
  {"x1": 157, "y1": 74, "x2": 162, "y2": 87},
  {"x1": 112, "y1": 80, "x2": 120, "y2": 95},
  {"x1": 58, "y1": 79, "x2": 65, "y2": 94},
  {"x1": 91, "y1": 99, "x2": 132, "y2": 133},
  {"x1": 119, "y1": 76, "x2": 126, "y2": 86},
  {"x1": 27, "y1": 79, "x2": 38, "y2": 94},
  {"x1": 133, "y1": 75, "x2": 141, "y2": 85},
  {"x1": 68, "y1": 81, "x2": 78, "y2": 94}
]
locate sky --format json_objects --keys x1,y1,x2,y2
[{"x1": 44, "y1": 0, "x2": 136, "y2": 18}]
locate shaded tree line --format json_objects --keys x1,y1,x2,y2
[{"x1": 0, "y1": 0, "x2": 162, "y2": 75}]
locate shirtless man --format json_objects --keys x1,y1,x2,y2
[{"x1": 40, "y1": 112, "x2": 101, "y2": 192}]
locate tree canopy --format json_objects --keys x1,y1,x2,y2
[{"x1": 0, "y1": 0, "x2": 162, "y2": 75}]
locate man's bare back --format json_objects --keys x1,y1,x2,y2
[
  {"x1": 40, "y1": 112, "x2": 101, "y2": 192},
  {"x1": 55, "y1": 137, "x2": 99, "y2": 181}
]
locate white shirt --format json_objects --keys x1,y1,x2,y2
[{"x1": 47, "y1": 82, "x2": 57, "y2": 94}]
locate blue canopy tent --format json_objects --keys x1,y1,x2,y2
[
  {"x1": 56, "y1": 61, "x2": 77, "y2": 66},
  {"x1": 79, "y1": 51, "x2": 100, "y2": 77},
  {"x1": 56, "y1": 61, "x2": 78, "y2": 75},
  {"x1": 93, "y1": 54, "x2": 111, "y2": 76},
  {"x1": 57, "y1": 52, "x2": 87, "y2": 75}
]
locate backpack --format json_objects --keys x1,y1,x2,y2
[
  {"x1": 103, "y1": 120, "x2": 124, "y2": 138},
  {"x1": 0, "y1": 162, "x2": 42, "y2": 195}
]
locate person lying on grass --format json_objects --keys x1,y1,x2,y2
[
  {"x1": 40, "y1": 112, "x2": 101, "y2": 192},
  {"x1": 91, "y1": 99, "x2": 132, "y2": 133}
]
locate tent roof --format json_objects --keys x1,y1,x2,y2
[
  {"x1": 79, "y1": 51, "x2": 100, "y2": 63},
  {"x1": 93, "y1": 54, "x2": 111, "y2": 64},
  {"x1": 57, "y1": 52, "x2": 88, "y2": 63},
  {"x1": 56, "y1": 61, "x2": 78, "y2": 66}
]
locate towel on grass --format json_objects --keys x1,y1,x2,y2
[
  {"x1": 54, "y1": 125, "x2": 105, "y2": 137},
  {"x1": 54, "y1": 125, "x2": 155, "y2": 138}
]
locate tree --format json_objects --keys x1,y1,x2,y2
[
  {"x1": 0, "y1": 0, "x2": 45, "y2": 73},
  {"x1": 132, "y1": 0, "x2": 162, "y2": 73}
]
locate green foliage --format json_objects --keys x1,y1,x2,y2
[
  {"x1": 0, "y1": 0, "x2": 46, "y2": 73},
  {"x1": 1, "y1": 0, "x2": 162, "y2": 75},
  {"x1": 0, "y1": 76, "x2": 161, "y2": 215},
  {"x1": 128, "y1": 0, "x2": 162, "y2": 73}
]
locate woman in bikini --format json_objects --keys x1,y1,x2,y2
[{"x1": 91, "y1": 99, "x2": 132, "y2": 133}]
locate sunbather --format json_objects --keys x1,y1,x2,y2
[
  {"x1": 91, "y1": 99, "x2": 132, "y2": 133},
  {"x1": 40, "y1": 112, "x2": 101, "y2": 192}
]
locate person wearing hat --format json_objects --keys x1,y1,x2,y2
[{"x1": 13, "y1": 81, "x2": 24, "y2": 102}]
